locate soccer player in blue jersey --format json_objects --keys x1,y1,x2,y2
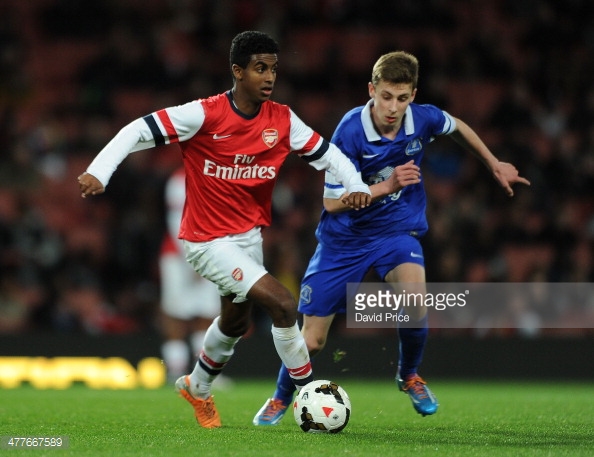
[{"x1": 253, "y1": 51, "x2": 530, "y2": 425}]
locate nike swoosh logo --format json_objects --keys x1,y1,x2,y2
[
  {"x1": 410, "y1": 252, "x2": 423, "y2": 258},
  {"x1": 213, "y1": 133, "x2": 231, "y2": 140},
  {"x1": 362, "y1": 154, "x2": 379, "y2": 159}
]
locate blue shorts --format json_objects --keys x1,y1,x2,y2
[{"x1": 298, "y1": 234, "x2": 424, "y2": 317}]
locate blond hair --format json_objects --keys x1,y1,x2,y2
[{"x1": 371, "y1": 51, "x2": 419, "y2": 89}]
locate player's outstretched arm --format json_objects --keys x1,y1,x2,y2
[
  {"x1": 76, "y1": 115, "x2": 167, "y2": 199},
  {"x1": 449, "y1": 117, "x2": 530, "y2": 197}
]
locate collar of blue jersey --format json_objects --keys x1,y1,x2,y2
[{"x1": 361, "y1": 99, "x2": 415, "y2": 142}]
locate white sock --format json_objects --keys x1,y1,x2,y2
[
  {"x1": 161, "y1": 339, "x2": 189, "y2": 378},
  {"x1": 189, "y1": 317, "x2": 240, "y2": 399},
  {"x1": 271, "y1": 323, "x2": 313, "y2": 388}
]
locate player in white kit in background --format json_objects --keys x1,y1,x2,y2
[{"x1": 159, "y1": 167, "x2": 226, "y2": 384}]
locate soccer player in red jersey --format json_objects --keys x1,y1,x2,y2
[{"x1": 77, "y1": 31, "x2": 373, "y2": 428}]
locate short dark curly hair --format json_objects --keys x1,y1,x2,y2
[{"x1": 229, "y1": 31, "x2": 280, "y2": 70}]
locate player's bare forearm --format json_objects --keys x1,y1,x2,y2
[
  {"x1": 381, "y1": 160, "x2": 420, "y2": 195},
  {"x1": 77, "y1": 172, "x2": 105, "y2": 198},
  {"x1": 449, "y1": 118, "x2": 530, "y2": 196},
  {"x1": 450, "y1": 119, "x2": 498, "y2": 169}
]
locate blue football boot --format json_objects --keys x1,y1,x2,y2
[
  {"x1": 252, "y1": 398, "x2": 290, "y2": 426},
  {"x1": 397, "y1": 374, "x2": 439, "y2": 416}
]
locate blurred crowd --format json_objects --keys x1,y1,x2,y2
[{"x1": 1, "y1": 0, "x2": 593, "y2": 336}]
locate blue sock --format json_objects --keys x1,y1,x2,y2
[
  {"x1": 273, "y1": 363, "x2": 296, "y2": 405},
  {"x1": 397, "y1": 314, "x2": 428, "y2": 379}
]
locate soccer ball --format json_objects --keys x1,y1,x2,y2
[{"x1": 293, "y1": 380, "x2": 351, "y2": 433}]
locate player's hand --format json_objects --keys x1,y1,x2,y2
[
  {"x1": 77, "y1": 172, "x2": 105, "y2": 198},
  {"x1": 492, "y1": 162, "x2": 531, "y2": 197},
  {"x1": 386, "y1": 160, "x2": 421, "y2": 194},
  {"x1": 342, "y1": 192, "x2": 372, "y2": 210}
]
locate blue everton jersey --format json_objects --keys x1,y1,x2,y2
[{"x1": 317, "y1": 100, "x2": 456, "y2": 249}]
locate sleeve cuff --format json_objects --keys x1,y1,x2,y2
[{"x1": 346, "y1": 184, "x2": 371, "y2": 195}]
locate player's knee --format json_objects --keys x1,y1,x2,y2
[
  {"x1": 265, "y1": 292, "x2": 297, "y2": 328},
  {"x1": 305, "y1": 334, "x2": 327, "y2": 356},
  {"x1": 276, "y1": 295, "x2": 298, "y2": 326},
  {"x1": 250, "y1": 275, "x2": 298, "y2": 326}
]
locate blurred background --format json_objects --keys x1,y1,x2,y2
[{"x1": 1, "y1": 0, "x2": 593, "y2": 382}]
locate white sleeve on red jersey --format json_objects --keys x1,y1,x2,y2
[
  {"x1": 289, "y1": 110, "x2": 370, "y2": 195},
  {"x1": 151, "y1": 100, "x2": 206, "y2": 143},
  {"x1": 312, "y1": 145, "x2": 370, "y2": 195},
  {"x1": 86, "y1": 118, "x2": 154, "y2": 186},
  {"x1": 86, "y1": 101, "x2": 205, "y2": 187}
]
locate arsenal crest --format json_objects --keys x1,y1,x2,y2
[
  {"x1": 262, "y1": 129, "x2": 278, "y2": 148},
  {"x1": 232, "y1": 268, "x2": 243, "y2": 281}
]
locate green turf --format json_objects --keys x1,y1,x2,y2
[{"x1": 0, "y1": 380, "x2": 592, "y2": 457}]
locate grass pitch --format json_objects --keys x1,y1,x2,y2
[{"x1": 1, "y1": 379, "x2": 592, "y2": 457}]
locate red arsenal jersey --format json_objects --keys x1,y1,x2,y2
[
  {"x1": 86, "y1": 91, "x2": 368, "y2": 243},
  {"x1": 146, "y1": 92, "x2": 323, "y2": 242}
]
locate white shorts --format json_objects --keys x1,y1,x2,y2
[
  {"x1": 159, "y1": 253, "x2": 221, "y2": 320},
  {"x1": 183, "y1": 227, "x2": 268, "y2": 303}
]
